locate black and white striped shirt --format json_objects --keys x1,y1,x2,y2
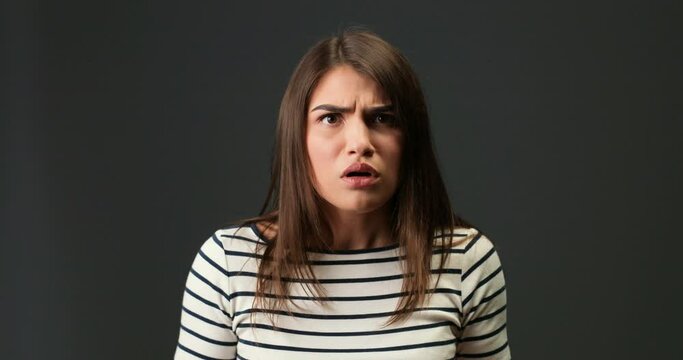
[{"x1": 175, "y1": 224, "x2": 510, "y2": 359}]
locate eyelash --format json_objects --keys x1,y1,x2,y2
[
  {"x1": 319, "y1": 113, "x2": 341, "y2": 125},
  {"x1": 318, "y1": 113, "x2": 396, "y2": 126}
]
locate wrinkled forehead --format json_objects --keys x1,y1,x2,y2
[{"x1": 307, "y1": 65, "x2": 391, "y2": 112}]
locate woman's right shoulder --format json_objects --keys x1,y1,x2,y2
[{"x1": 199, "y1": 222, "x2": 269, "y2": 254}]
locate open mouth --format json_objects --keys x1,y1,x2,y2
[
  {"x1": 345, "y1": 171, "x2": 373, "y2": 177},
  {"x1": 342, "y1": 162, "x2": 378, "y2": 178},
  {"x1": 341, "y1": 163, "x2": 379, "y2": 188}
]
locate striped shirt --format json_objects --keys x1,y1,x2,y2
[{"x1": 175, "y1": 224, "x2": 510, "y2": 359}]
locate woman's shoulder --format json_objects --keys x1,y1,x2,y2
[
  {"x1": 433, "y1": 226, "x2": 481, "y2": 246},
  {"x1": 206, "y1": 222, "x2": 269, "y2": 253},
  {"x1": 434, "y1": 227, "x2": 507, "y2": 288},
  {"x1": 433, "y1": 227, "x2": 499, "y2": 262}
]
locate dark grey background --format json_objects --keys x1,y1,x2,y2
[{"x1": 3, "y1": 0, "x2": 681, "y2": 359}]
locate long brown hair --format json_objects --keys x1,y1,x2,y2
[{"x1": 243, "y1": 28, "x2": 471, "y2": 326}]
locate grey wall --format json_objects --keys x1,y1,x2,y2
[{"x1": 3, "y1": 0, "x2": 681, "y2": 359}]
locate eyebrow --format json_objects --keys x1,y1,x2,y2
[{"x1": 310, "y1": 104, "x2": 394, "y2": 113}]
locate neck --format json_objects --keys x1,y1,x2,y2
[{"x1": 321, "y1": 202, "x2": 394, "y2": 251}]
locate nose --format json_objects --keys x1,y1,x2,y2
[{"x1": 345, "y1": 117, "x2": 375, "y2": 158}]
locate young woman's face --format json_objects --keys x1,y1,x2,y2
[{"x1": 306, "y1": 65, "x2": 402, "y2": 216}]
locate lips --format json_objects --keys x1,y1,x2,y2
[
  {"x1": 342, "y1": 162, "x2": 379, "y2": 178},
  {"x1": 341, "y1": 162, "x2": 379, "y2": 188}
]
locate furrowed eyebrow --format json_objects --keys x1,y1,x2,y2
[
  {"x1": 366, "y1": 104, "x2": 394, "y2": 113},
  {"x1": 310, "y1": 104, "x2": 352, "y2": 113},
  {"x1": 310, "y1": 104, "x2": 394, "y2": 113}
]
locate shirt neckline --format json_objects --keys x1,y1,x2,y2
[{"x1": 249, "y1": 222, "x2": 400, "y2": 255}]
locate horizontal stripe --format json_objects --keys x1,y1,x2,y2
[
  {"x1": 228, "y1": 287, "x2": 461, "y2": 301},
  {"x1": 457, "y1": 340, "x2": 508, "y2": 358},
  {"x1": 182, "y1": 306, "x2": 229, "y2": 329},
  {"x1": 432, "y1": 232, "x2": 469, "y2": 239},
  {"x1": 467, "y1": 305, "x2": 506, "y2": 325},
  {"x1": 185, "y1": 288, "x2": 232, "y2": 319},
  {"x1": 238, "y1": 337, "x2": 456, "y2": 353},
  {"x1": 191, "y1": 268, "x2": 230, "y2": 301},
  {"x1": 468, "y1": 285, "x2": 506, "y2": 313},
  {"x1": 225, "y1": 250, "x2": 406, "y2": 265},
  {"x1": 221, "y1": 233, "x2": 264, "y2": 246},
  {"x1": 198, "y1": 250, "x2": 230, "y2": 277},
  {"x1": 433, "y1": 233, "x2": 482, "y2": 254},
  {"x1": 234, "y1": 306, "x2": 461, "y2": 320},
  {"x1": 227, "y1": 271, "x2": 404, "y2": 283},
  {"x1": 181, "y1": 324, "x2": 237, "y2": 346},
  {"x1": 235, "y1": 320, "x2": 453, "y2": 337},
  {"x1": 225, "y1": 268, "x2": 460, "y2": 281},
  {"x1": 225, "y1": 250, "x2": 265, "y2": 259},
  {"x1": 459, "y1": 323, "x2": 507, "y2": 343},
  {"x1": 224, "y1": 250, "x2": 478, "y2": 264},
  {"x1": 177, "y1": 343, "x2": 232, "y2": 360},
  {"x1": 232, "y1": 225, "x2": 469, "y2": 252},
  {"x1": 433, "y1": 268, "x2": 462, "y2": 274}
]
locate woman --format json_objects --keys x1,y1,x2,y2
[{"x1": 175, "y1": 29, "x2": 510, "y2": 359}]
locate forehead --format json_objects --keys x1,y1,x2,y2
[{"x1": 308, "y1": 65, "x2": 389, "y2": 108}]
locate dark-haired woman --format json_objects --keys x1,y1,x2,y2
[{"x1": 175, "y1": 29, "x2": 511, "y2": 359}]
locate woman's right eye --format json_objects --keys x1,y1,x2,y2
[{"x1": 319, "y1": 113, "x2": 340, "y2": 125}]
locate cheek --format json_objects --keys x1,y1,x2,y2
[
  {"x1": 307, "y1": 134, "x2": 337, "y2": 181},
  {"x1": 383, "y1": 136, "x2": 403, "y2": 175}
]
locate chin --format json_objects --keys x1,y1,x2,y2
[
  {"x1": 330, "y1": 197, "x2": 391, "y2": 215},
  {"x1": 339, "y1": 205, "x2": 381, "y2": 215}
]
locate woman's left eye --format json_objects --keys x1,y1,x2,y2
[{"x1": 372, "y1": 113, "x2": 396, "y2": 125}]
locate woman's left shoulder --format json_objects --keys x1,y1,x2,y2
[
  {"x1": 433, "y1": 227, "x2": 493, "y2": 249},
  {"x1": 434, "y1": 227, "x2": 504, "y2": 264}
]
